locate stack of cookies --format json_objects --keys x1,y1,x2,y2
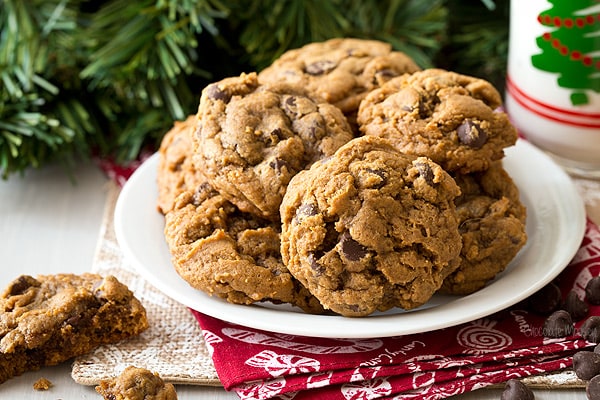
[{"x1": 157, "y1": 38, "x2": 527, "y2": 317}]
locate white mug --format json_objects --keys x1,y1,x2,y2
[{"x1": 505, "y1": 0, "x2": 600, "y2": 179}]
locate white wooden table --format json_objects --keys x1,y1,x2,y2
[{"x1": 0, "y1": 159, "x2": 594, "y2": 399}]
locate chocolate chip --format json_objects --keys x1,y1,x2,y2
[
  {"x1": 400, "y1": 101, "x2": 428, "y2": 118},
  {"x1": 586, "y1": 277, "x2": 600, "y2": 305},
  {"x1": 414, "y1": 162, "x2": 434, "y2": 185},
  {"x1": 282, "y1": 95, "x2": 300, "y2": 117},
  {"x1": 500, "y1": 379, "x2": 534, "y2": 400},
  {"x1": 417, "y1": 101, "x2": 430, "y2": 119},
  {"x1": 457, "y1": 119, "x2": 487, "y2": 148},
  {"x1": 296, "y1": 203, "x2": 318, "y2": 219},
  {"x1": 7, "y1": 275, "x2": 39, "y2": 296},
  {"x1": 543, "y1": 310, "x2": 574, "y2": 338},
  {"x1": 588, "y1": 374, "x2": 600, "y2": 399},
  {"x1": 205, "y1": 83, "x2": 230, "y2": 102},
  {"x1": 374, "y1": 69, "x2": 397, "y2": 85},
  {"x1": 595, "y1": 343, "x2": 600, "y2": 354},
  {"x1": 528, "y1": 282, "x2": 562, "y2": 315},
  {"x1": 340, "y1": 232, "x2": 368, "y2": 261},
  {"x1": 375, "y1": 68, "x2": 396, "y2": 79},
  {"x1": 574, "y1": 351, "x2": 600, "y2": 380},
  {"x1": 365, "y1": 168, "x2": 387, "y2": 189},
  {"x1": 271, "y1": 127, "x2": 285, "y2": 140},
  {"x1": 305, "y1": 60, "x2": 337, "y2": 75},
  {"x1": 307, "y1": 253, "x2": 325, "y2": 276},
  {"x1": 269, "y1": 158, "x2": 288, "y2": 172},
  {"x1": 582, "y1": 316, "x2": 600, "y2": 343},
  {"x1": 563, "y1": 290, "x2": 589, "y2": 321},
  {"x1": 194, "y1": 182, "x2": 219, "y2": 204},
  {"x1": 294, "y1": 203, "x2": 318, "y2": 224},
  {"x1": 65, "y1": 313, "x2": 83, "y2": 327}
]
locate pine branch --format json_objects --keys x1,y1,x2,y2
[
  {"x1": 80, "y1": 0, "x2": 228, "y2": 116},
  {"x1": 77, "y1": 0, "x2": 230, "y2": 164},
  {"x1": 0, "y1": 0, "x2": 512, "y2": 178},
  {"x1": 344, "y1": 0, "x2": 448, "y2": 68},
  {"x1": 231, "y1": 0, "x2": 448, "y2": 70},
  {"x1": 231, "y1": 0, "x2": 349, "y2": 70},
  {"x1": 442, "y1": 0, "x2": 509, "y2": 90},
  {"x1": 0, "y1": 0, "x2": 97, "y2": 178}
]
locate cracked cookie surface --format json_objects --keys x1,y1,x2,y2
[
  {"x1": 0, "y1": 273, "x2": 148, "y2": 384},
  {"x1": 280, "y1": 136, "x2": 462, "y2": 316},
  {"x1": 194, "y1": 72, "x2": 353, "y2": 220},
  {"x1": 164, "y1": 177, "x2": 324, "y2": 314},
  {"x1": 440, "y1": 162, "x2": 528, "y2": 295},
  {"x1": 156, "y1": 115, "x2": 204, "y2": 215},
  {"x1": 259, "y1": 37, "x2": 421, "y2": 126},
  {"x1": 357, "y1": 68, "x2": 518, "y2": 173}
]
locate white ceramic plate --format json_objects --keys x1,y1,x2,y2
[{"x1": 114, "y1": 139, "x2": 586, "y2": 338}]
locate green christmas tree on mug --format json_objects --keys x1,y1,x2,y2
[{"x1": 531, "y1": 0, "x2": 600, "y2": 106}]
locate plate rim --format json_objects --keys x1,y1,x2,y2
[{"x1": 114, "y1": 139, "x2": 586, "y2": 338}]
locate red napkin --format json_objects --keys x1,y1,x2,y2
[{"x1": 190, "y1": 218, "x2": 600, "y2": 400}]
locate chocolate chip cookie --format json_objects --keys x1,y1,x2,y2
[
  {"x1": 280, "y1": 136, "x2": 462, "y2": 316},
  {"x1": 357, "y1": 68, "x2": 518, "y2": 173},
  {"x1": 258, "y1": 38, "x2": 421, "y2": 126},
  {"x1": 157, "y1": 115, "x2": 204, "y2": 214},
  {"x1": 164, "y1": 179, "x2": 324, "y2": 314},
  {"x1": 0, "y1": 274, "x2": 148, "y2": 384},
  {"x1": 439, "y1": 162, "x2": 527, "y2": 295},
  {"x1": 194, "y1": 72, "x2": 354, "y2": 220}
]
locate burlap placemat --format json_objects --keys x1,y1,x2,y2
[
  {"x1": 71, "y1": 177, "x2": 600, "y2": 388},
  {"x1": 71, "y1": 181, "x2": 220, "y2": 386}
]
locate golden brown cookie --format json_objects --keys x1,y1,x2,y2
[
  {"x1": 439, "y1": 162, "x2": 528, "y2": 295},
  {"x1": 258, "y1": 38, "x2": 421, "y2": 126},
  {"x1": 194, "y1": 72, "x2": 354, "y2": 220},
  {"x1": 96, "y1": 366, "x2": 177, "y2": 400},
  {"x1": 0, "y1": 274, "x2": 148, "y2": 384},
  {"x1": 280, "y1": 136, "x2": 462, "y2": 316},
  {"x1": 357, "y1": 68, "x2": 518, "y2": 173},
  {"x1": 156, "y1": 115, "x2": 205, "y2": 214},
  {"x1": 164, "y1": 179, "x2": 324, "y2": 314}
]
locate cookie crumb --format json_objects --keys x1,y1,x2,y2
[
  {"x1": 33, "y1": 377, "x2": 53, "y2": 391},
  {"x1": 96, "y1": 366, "x2": 177, "y2": 400}
]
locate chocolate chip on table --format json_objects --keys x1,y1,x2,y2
[
  {"x1": 500, "y1": 379, "x2": 534, "y2": 400},
  {"x1": 457, "y1": 119, "x2": 487, "y2": 148},
  {"x1": 582, "y1": 317, "x2": 600, "y2": 344},
  {"x1": 563, "y1": 290, "x2": 589, "y2": 321},
  {"x1": 574, "y1": 351, "x2": 600, "y2": 380},
  {"x1": 528, "y1": 282, "x2": 562, "y2": 315},
  {"x1": 543, "y1": 310, "x2": 574, "y2": 338},
  {"x1": 588, "y1": 374, "x2": 600, "y2": 400},
  {"x1": 587, "y1": 277, "x2": 600, "y2": 305}
]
